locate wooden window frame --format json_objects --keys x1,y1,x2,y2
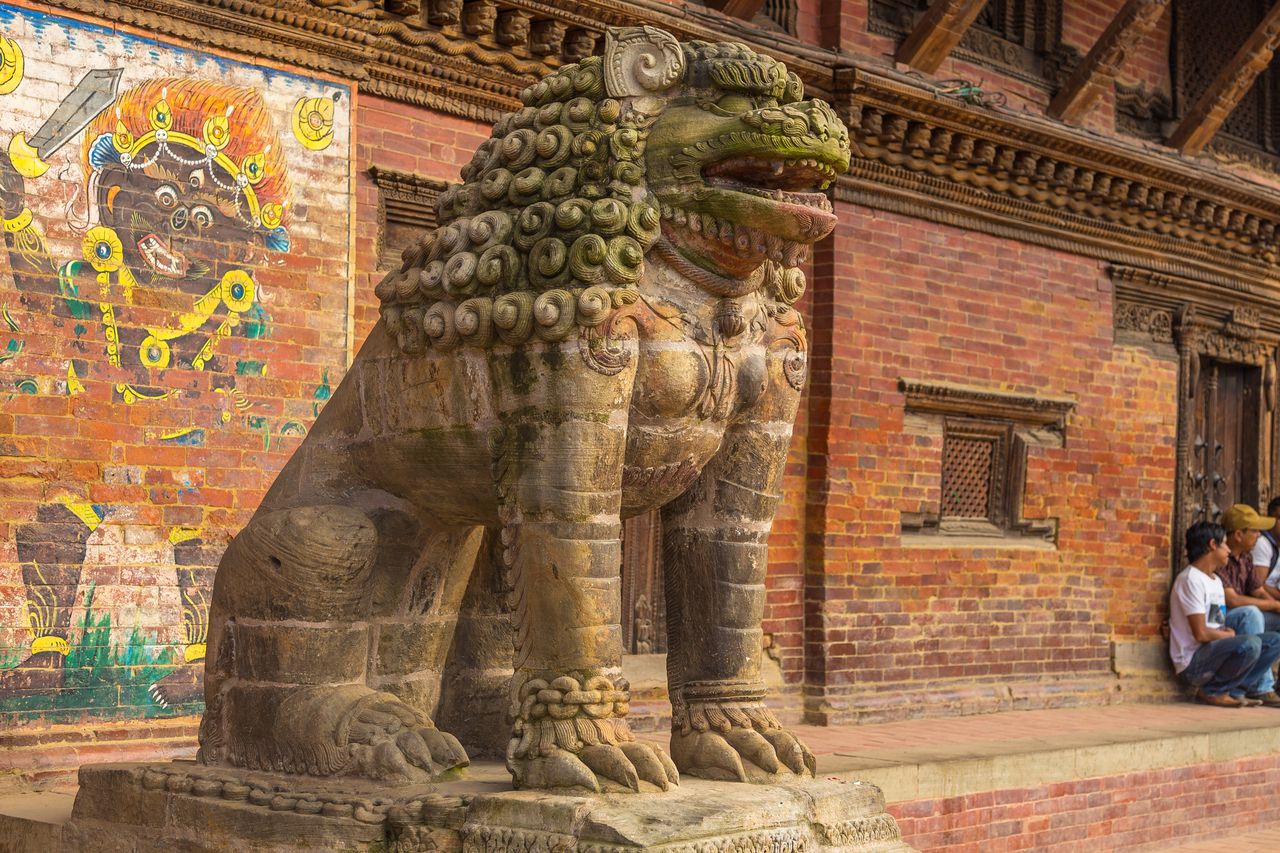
[{"x1": 900, "y1": 378, "x2": 1074, "y2": 543}]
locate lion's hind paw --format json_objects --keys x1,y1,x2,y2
[{"x1": 346, "y1": 699, "x2": 469, "y2": 782}]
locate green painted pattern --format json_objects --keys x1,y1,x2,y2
[{"x1": 0, "y1": 586, "x2": 200, "y2": 724}]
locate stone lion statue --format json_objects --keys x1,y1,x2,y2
[{"x1": 198, "y1": 25, "x2": 849, "y2": 794}]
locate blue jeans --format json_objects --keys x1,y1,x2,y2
[
  {"x1": 1226, "y1": 606, "x2": 1280, "y2": 695},
  {"x1": 1181, "y1": 608, "x2": 1280, "y2": 697}
]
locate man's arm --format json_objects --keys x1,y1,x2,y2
[
  {"x1": 1188, "y1": 613, "x2": 1235, "y2": 643},
  {"x1": 1223, "y1": 586, "x2": 1280, "y2": 611}
]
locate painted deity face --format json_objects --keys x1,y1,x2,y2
[{"x1": 95, "y1": 151, "x2": 261, "y2": 299}]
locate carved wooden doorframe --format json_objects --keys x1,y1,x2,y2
[{"x1": 1173, "y1": 303, "x2": 1280, "y2": 571}]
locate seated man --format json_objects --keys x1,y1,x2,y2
[
  {"x1": 1170, "y1": 520, "x2": 1280, "y2": 707},
  {"x1": 1219, "y1": 505, "x2": 1280, "y2": 643},
  {"x1": 1253, "y1": 497, "x2": 1280, "y2": 598}
]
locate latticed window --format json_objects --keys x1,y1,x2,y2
[
  {"x1": 762, "y1": 0, "x2": 798, "y2": 36},
  {"x1": 939, "y1": 420, "x2": 1011, "y2": 528},
  {"x1": 1173, "y1": 0, "x2": 1280, "y2": 160}
]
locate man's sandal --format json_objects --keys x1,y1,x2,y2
[{"x1": 1194, "y1": 691, "x2": 1245, "y2": 707}]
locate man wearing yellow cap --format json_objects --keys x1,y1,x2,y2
[{"x1": 1218, "y1": 504, "x2": 1280, "y2": 706}]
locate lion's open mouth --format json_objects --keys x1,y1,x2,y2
[{"x1": 703, "y1": 155, "x2": 837, "y2": 203}]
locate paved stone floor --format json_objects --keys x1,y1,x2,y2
[{"x1": 6, "y1": 701, "x2": 1280, "y2": 849}]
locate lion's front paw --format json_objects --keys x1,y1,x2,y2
[
  {"x1": 670, "y1": 700, "x2": 815, "y2": 782},
  {"x1": 671, "y1": 726, "x2": 815, "y2": 782},
  {"x1": 506, "y1": 672, "x2": 678, "y2": 793},
  {"x1": 346, "y1": 698, "x2": 469, "y2": 782},
  {"x1": 512, "y1": 741, "x2": 679, "y2": 793}
]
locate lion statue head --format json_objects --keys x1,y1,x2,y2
[{"x1": 376, "y1": 26, "x2": 850, "y2": 353}]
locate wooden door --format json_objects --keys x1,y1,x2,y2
[
  {"x1": 1189, "y1": 358, "x2": 1262, "y2": 522},
  {"x1": 620, "y1": 511, "x2": 666, "y2": 654}
]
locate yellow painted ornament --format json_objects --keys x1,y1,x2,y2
[
  {"x1": 82, "y1": 225, "x2": 123, "y2": 273},
  {"x1": 292, "y1": 96, "x2": 335, "y2": 151},
  {"x1": 219, "y1": 269, "x2": 255, "y2": 312},
  {"x1": 0, "y1": 35, "x2": 23, "y2": 96},
  {"x1": 260, "y1": 203, "x2": 283, "y2": 229},
  {"x1": 242, "y1": 151, "x2": 266, "y2": 185},
  {"x1": 202, "y1": 114, "x2": 231, "y2": 150},
  {"x1": 112, "y1": 119, "x2": 134, "y2": 153},
  {"x1": 149, "y1": 97, "x2": 173, "y2": 131},
  {"x1": 7, "y1": 133, "x2": 47, "y2": 178},
  {"x1": 138, "y1": 334, "x2": 172, "y2": 369}
]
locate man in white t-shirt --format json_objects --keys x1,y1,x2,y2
[
  {"x1": 1170, "y1": 521, "x2": 1280, "y2": 707},
  {"x1": 1254, "y1": 497, "x2": 1280, "y2": 597}
]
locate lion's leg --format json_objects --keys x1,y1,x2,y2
[
  {"x1": 661, "y1": 420, "x2": 816, "y2": 782},
  {"x1": 365, "y1": 521, "x2": 485, "y2": 734},
  {"x1": 198, "y1": 504, "x2": 467, "y2": 782},
  {"x1": 497, "y1": 340, "x2": 678, "y2": 794}
]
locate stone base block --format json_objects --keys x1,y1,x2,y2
[{"x1": 57, "y1": 760, "x2": 913, "y2": 852}]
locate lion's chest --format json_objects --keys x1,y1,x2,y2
[{"x1": 620, "y1": 327, "x2": 774, "y2": 516}]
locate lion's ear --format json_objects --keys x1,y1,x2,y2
[{"x1": 603, "y1": 26, "x2": 685, "y2": 98}]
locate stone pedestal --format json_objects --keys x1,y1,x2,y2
[{"x1": 60, "y1": 760, "x2": 913, "y2": 852}]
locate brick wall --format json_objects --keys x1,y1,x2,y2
[
  {"x1": 802, "y1": 203, "x2": 1177, "y2": 722},
  {"x1": 890, "y1": 754, "x2": 1280, "y2": 851}
]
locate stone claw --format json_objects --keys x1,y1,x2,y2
[
  {"x1": 620, "y1": 741, "x2": 677, "y2": 790},
  {"x1": 580, "y1": 744, "x2": 640, "y2": 792},
  {"x1": 515, "y1": 748, "x2": 601, "y2": 792},
  {"x1": 347, "y1": 698, "x2": 469, "y2": 781},
  {"x1": 672, "y1": 725, "x2": 815, "y2": 782},
  {"x1": 761, "y1": 727, "x2": 815, "y2": 777},
  {"x1": 511, "y1": 741, "x2": 678, "y2": 793}
]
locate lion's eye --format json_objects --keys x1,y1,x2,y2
[
  {"x1": 155, "y1": 185, "x2": 178, "y2": 208},
  {"x1": 715, "y1": 94, "x2": 755, "y2": 114}
]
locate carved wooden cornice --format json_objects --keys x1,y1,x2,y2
[
  {"x1": 835, "y1": 67, "x2": 1280, "y2": 292},
  {"x1": 899, "y1": 377, "x2": 1075, "y2": 430},
  {"x1": 30, "y1": 0, "x2": 836, "y2": 124},
  {"x1": 1110, "y1": 263, "x2": 1280, "y2": 364}
]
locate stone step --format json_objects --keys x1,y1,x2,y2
[{"x1": 4, "y1": 701, "x2": 1280, "y2": 850}]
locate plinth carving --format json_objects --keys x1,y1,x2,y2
[{"x1": 196, "y1": 26, "x2": 849, "y2": 798}]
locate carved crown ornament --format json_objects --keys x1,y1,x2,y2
[
  {"x1": 834, "y1": 67, "x2": 1280, "y2": 293},
  {"x1": 35, "y1": 0, "x2": 836, "y2": 123}
]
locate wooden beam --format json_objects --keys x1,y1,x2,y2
[
  {"x1": 894, "y1": 0, "x2": 989, "y2": 74},
  {"x1": 705, "y1": 0, "x2": 768, "y2": 22},
  {"x1": 1168, "y1": 1, "x2": 1280, "y2": 155},
  {"x1": 1048, "y1": 0, "x2": 1170, "y2": 124}
]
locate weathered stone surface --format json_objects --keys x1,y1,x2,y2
[
  {"x1": 47, "y1": 761, "x2": 912, "y2": 852},
  {"x1": 195, "y1": 23, "x2": 850, "y2": 797}
]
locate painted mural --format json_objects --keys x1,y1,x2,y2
[{"x1": 0, "y1": 3, "x2": 352, "y2": 723}]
